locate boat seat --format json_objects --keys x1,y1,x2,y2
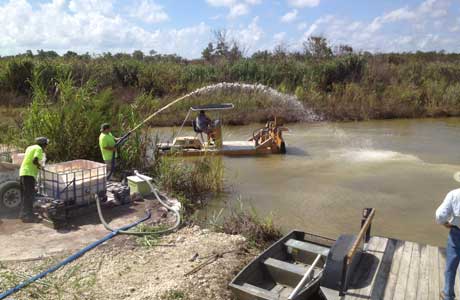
[
  {"x1": 285, "y1": 239, "x2": 330, "y2": 257},
  {"x1": 321, "y1": 234, "x2": 361, "y2": 291},
  {"x1": 264, "y1": 258, "x2": 311, "y2": 287},
  {"x1": 240, "y1": 283, "x2": 279, "y2": 300}
]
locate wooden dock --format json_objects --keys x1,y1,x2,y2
[{"x1": 323, "y1": 236, "x2": 449, "y2": 300}]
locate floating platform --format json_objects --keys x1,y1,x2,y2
[
  {"x1": 322, "y1": 236, "x2": 449, "y2": 300},
  {"x1": 158, "y1": 140, "x2": 281, "y2": 157}
]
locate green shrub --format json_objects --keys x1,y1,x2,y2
[
  {"x1": 4, "y1": 60, "x2": 34, "y2": 95},
  {"x1": 18, "y1": 74, "x2": 144, "y2": 164},
  {"x1": 151, "y1": 156, "x2": 224, "y2": 206},
  {"x1": 209, "y1": 199, "x2": 282, "y2": 248}
]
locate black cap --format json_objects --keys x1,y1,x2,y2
[
  {"x1": 35, "y1": 137, "x2": 49, "y2": 146},
  {"x1": 100, "y1": 123, "x2": 111, "y2": 132}
]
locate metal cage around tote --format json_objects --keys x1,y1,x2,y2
[{"x1": 38, "y1": 160, "x2": 107, "y2": 207}]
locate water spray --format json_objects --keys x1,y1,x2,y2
[{"x1": 107, "y1": 82, "x2": 320, "y2": 178}]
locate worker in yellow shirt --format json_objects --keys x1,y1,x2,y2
[
  {"x1": 99, "y1": 123, "x2": 118, "y2": 176},
  {"x1": 19, "y1": 137, "x2": 48, "y2": 222}
]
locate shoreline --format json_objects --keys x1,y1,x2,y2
[{"x1": 2, "y1": 104, "x2": 460, "y2": 129}]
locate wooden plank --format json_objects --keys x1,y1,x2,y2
[
  {"x1": 345, "y1": 237, "x2": 387, "y2": 300},
  {"x1": 429, "y1": 245, "x2": 440, "y2": 300},
  {"x1": 378, "y1": 239, "x2": 405, "y2": 299},
  {"x1": 285, "y1": 239, "x2": 330, "y2": 257},
  {"x1": 347, "y1": 209, "x2": 376, "y2": 265},
  {"x1": 369, "y1": 238, "x2": 397, "y2": 300},
  {"x1": 439, "y1": 247, "x2": 446, "y2": 300},
  {"x1": 405, "y1": 243, "x2": 421, "y2": 300},
  {"x1": 416, "y1": 245, "x2": 430, "y2": 300},
  {"x1": 392, "y1": 241, "x2": 415, "y2": 299}
]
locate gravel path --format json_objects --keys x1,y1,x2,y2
[{"x1": 0, "y1": 226, "x2": 254, "y2": 300}]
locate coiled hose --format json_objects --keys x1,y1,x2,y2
[{"x1": 96, "y1": 170, "x2": 181, "y2": 235}]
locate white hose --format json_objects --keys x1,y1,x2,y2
[
  {"x1": 134, "y1": 170, "x2": 181, "y2": 234},
  {"x1": 96, "y1": 171, "x2": 181, "y2": 235}
]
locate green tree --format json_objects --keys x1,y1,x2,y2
[
  {"x1": 63, "y1": 51, "x2": 79, "y2": 59},
  {"x1": 202, "y1": 43, "x2": 215, "y2": 61},
  {"x1": 133, "y1": 50, "x2": 144, "y2": 60},
  {"x1": 36, "y1": 49, "x2": 59, "y2": 59},
  {"x1": 303, "y1": 36, "x2": 332, "y2": 58}
]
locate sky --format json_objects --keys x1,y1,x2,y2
[{"x1": 0, "y1": 0, "x2": 459, "y2": 58}]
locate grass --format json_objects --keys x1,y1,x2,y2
[
  {"x1": 150, "y1": 155, "x2": 224, "y2": 212},
  {"x1": 208, "y1": 199, "x2": 282, "y2": 248},
  {"x1": 135, "y1": 224, "x2": 169, "y2": 247},
  {"x1": 0, "y1": 258, "x2": 99, "y2": 300},
  {"x1": 161, "y1": 289, "x2": 186, "y2": 300}
]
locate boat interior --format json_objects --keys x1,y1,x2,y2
[{"x1": 230, "y1": 231, "x2": 335, "y2": 300}]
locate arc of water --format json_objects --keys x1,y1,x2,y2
[{"x1": 126, "y1": 82, "x2": 321, "y2": 137}]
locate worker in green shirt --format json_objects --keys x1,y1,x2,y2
[
  {"x1": 19, "y1": 137, "x2": 48, "y2": 222},
  {"x1": 99, "y1": 123, "x2": 118, "y2": 176}
]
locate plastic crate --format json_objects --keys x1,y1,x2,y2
[{"x1": 39, "y1": 160, "x2": 107, "y2": 206}]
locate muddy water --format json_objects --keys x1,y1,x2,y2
[{"x1": 157, "y1": 118, "x2": 460, "y2": 246}]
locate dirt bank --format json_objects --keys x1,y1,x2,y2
[{"x1": 0, "y1": 226, "x2": 254, "y2": 300}]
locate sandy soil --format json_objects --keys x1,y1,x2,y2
[
  {"x1": 0, "y1": 196, "x2": 177, "y2": 261},
  {"x1": 0, "y1": 226, "x2": 253, "y2": 300}
]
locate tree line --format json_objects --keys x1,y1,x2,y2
[{"x1": 1, "y1": 34, "x2": 460, "y2": 122}]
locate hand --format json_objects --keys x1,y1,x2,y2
[{"x1": 443, "y1": 223, "x2": 454, "y2": 229}]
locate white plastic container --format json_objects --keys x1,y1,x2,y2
[{"x1": 39, "y1": 160, "x2": 107, "y2": 206}]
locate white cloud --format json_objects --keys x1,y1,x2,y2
[
  {"x1": 281, "y1": 9, "x2": 298, "y2": 23},
  {"x1": 450, "y1": 17, "x2": 460, "y2": 32},
  {"x1": 0, "y1": 0, "x2": 207, "y2": 57},
  {"x1": 0, "y1": 0, "x2": 270, "y2": 58},
  {"x1": 368, "y1": 7, "x2": 416, "y2": 32},
  {"x1": 297, "y1": 22, "x2": 308, "y2": 30},
  {"x1": 298, "y1": 0, "x2": 459, "y2": 53},
  {"x1": 206, "y1": 0, "x2": 261, "y2": 18},
  {"x1": 229, "y1": 3, "x2": 249, "y2": 18},
  {"x1": 273, "y1": 32, "x2": 287, "y2": 43},
  {"x1": 228, "y1": 16, "x2": 264, "y2": 51},
  {"x1": 129, "y1": 0, "x2": 169, "y2": 23},
  {"x1": 0, "y1": 0, "x2": 458, "y2": 58},
  {"x1": 368, "y1": 0, "x2": 452, "y2": 33},
  {"x1": 419, "y1": 0, "x2": 449, "y2": 18},
  {"x1": 68, "y1": 0, "x2": 114, "y2": 15},
  {"x1": 245, "y1": 0, "x2": 262, "y2": 4},
  {"x1": 288, "y1": 0, "x2": 320, "y2": 8}
]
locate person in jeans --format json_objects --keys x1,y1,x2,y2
[
  {"x1": 436, "y1": 185, "x2": 460, "y2": 300},
  {"x1": 19, "y1": 137, "x2": 48, "y2": 222},
  {"x1": 196, "y1": 111, "x2": 215, "y2": 143}
]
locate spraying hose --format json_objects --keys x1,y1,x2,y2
[
  {"x1": 107, "y1": 88, "x2": 209, "y2": 180},
  {"x1": 0, "y1": 211, "x2": 151, "y2": 300},
  {"x1": 97, "y1": 171, "x2": 181, "y2": 235}
]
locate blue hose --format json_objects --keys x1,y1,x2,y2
[{"x1": 0, "y1": 211, "x2": 151, "y2": 300}]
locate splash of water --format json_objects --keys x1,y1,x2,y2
[
  {"x1": 178, "y1": 82, "x2": 322, "y2": 122},
  {"x1": 333, "y1": 149, "x2": 421, "y2": 163}
]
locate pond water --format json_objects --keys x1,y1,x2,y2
[{"x1": 156, "y1": 118, "x2": 460, "y2": 247}]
